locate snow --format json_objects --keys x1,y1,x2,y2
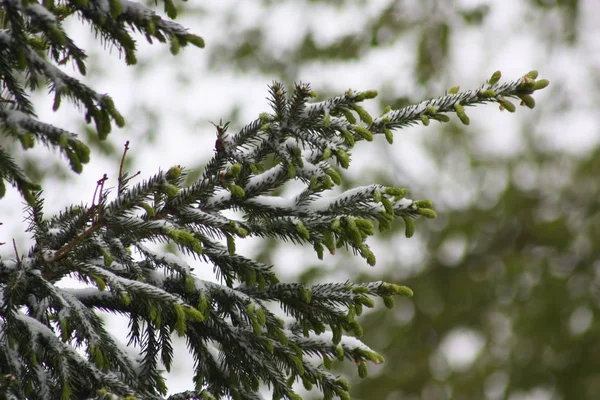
[
  {"x1": 395, "y1": 198, "x2": 414, "y2": 209},
  {"x1": 27, "y1": 3, "x2": 56, "y2": 23},
  {"x1": 4, "y1": 110, "x2": 29, "y2": 126},
  {"x1": 244, "y1": 165, "x2": 285, "y2": 192},
  {"x1": 95, "y1": 0, "x2": 110, "y2": 14},
  {"x1": 42, "y1": 250, "x2": 56, "y2": 261},
  {"x1": 246, "y1": 195, "x2": 293, "y2": 209},
  {"x1": 204, "y1": 190, "x2": 232, "y2": 208},
  {"x1": 0, "y1": 30, "x2": 11, "y2": 44},
  {"x1": 298, "y1": 185, "x2": 379, "y2": 213},
  {"x1": 120, "y1": 0, "x2": 154, "y2": 19},
  {"x1": 61, "y1": 287, "x2": 112, "y2": 300},
  {"x1": 138, "y1": 244, "x2": 192, "y2": 272}
]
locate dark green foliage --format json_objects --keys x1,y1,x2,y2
[{"x1": 0, "y1": 0, "x2": 203, "y2": 202}]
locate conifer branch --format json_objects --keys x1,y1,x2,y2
[{"x1": 0, "y1": 72, "x2": 548, "y2": 399}]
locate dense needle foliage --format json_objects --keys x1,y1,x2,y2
[{"x1": 0, "y1": 1, "x2": 548, "y2": 399}]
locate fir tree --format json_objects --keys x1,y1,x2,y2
[{"x1": 0, "y1": 2, "x2": 548, "y2": 399}]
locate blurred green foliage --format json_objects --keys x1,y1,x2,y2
[{"x1": 193, "y1": 1, "x2": 598, "y2": 399}]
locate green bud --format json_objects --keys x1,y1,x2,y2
[
  {"x1": 228, "y1": 184, "x2": 245, "y2": 198},
  {"x1": 521, "y1": 94, "x2": 536, "y2": 109},
  {"x1": 53, "y1": 93, "x2": 62, "y2": 111},
  {"x1": 358, "y1": 362, "x2": 368, "y2": 378},
  {"x1": 354, "y1": 126, "x2": 373, "y2": 141},
  {"x1": 431, "y1": 114, "x2": 450, "y2": 123},
  {"x1": 174, "y1": 303, "x2": 186, "y2": 336},
  {"x1": 448, "y1": 85, "x2": 460, "y2": 94},
  {"x1": 525, "y1": 70, "x2": 539, "y2": 79},
  {"x1": 322, "y1": 147, "x2": 331, "y2": 160},
  {"x1": 355, "y1": 219, "x2": 374, "y2": 236},
  {"x1": 344, "y1": 218, "x2": 363, "y2": 246},
  {"x1": 75, "y1": 58, "x2": 86, "y2": 75},
  {"x1": 419, "y1": 208, "x2": 437, "y2": 218},
  {"x1": 162, "y1": 183, "x2": 179, "y2": 197},
  {"x1": 480, "y1": 89, "x2": 496, "y2": 98},
  {"x1": 384, "y1": 127, "x2": 393, "y2": 144},
  {"x1": 381, "y1": 197, "x2": 394, "y2": 216},
  {"x1": 296, "y1": 221, "x2": 310, "y2": 240},
  {"x1": 385, "y1": 187, "x2": 408, "y2": 197},
  {"x1": 170, "y1": 35, "x2": 180, "y2": 55},
  {"x1": 533, "y1": 79, "x2": 549, "y2": 90},
  {"x1": 166, "y1": 166, "x2": 181, "y2": 182},
  {"x1": 351, "y1": 104, "x2": 373, "y2": 124},
  {"x1": 360, "y1": 245, "x2": 376, "y2": 266},
  {"x1": 373, "y1": 189, "x2": 382, "y2": 203},
  {"x1": 381, "y1": 105, "x2": 392, "y2": 114},
  {"x1": 125, "y1": 48, "x2": 137, "y2": 66},
  {"x1": 59, "y1": 133, "x2": 69, "y2": 149},
  {"x1": 323, "y1": 354, "x2": 332, "y2": 369},
  {"x1": 73, "y1": 141, "x2": 90, "y2": 163},
  {"x1": 323, "y1": 231, "x2": 336, "y2": 254},
  {"x1": 327, "y1": 168, "x2": 342, "y2": 185},
  {"x1": 323, "y1": 109, "x2": 330, "y2": 127},
  {"x1": 301, "y1": 288, "x2": 312, "y2": 304},
  {"x1": 198, "y1": 295, "x2": 210, "y2": 315},
  {"x1": 415, "y1": 199, "x2": 432, "y2": 208},
  {"x1": 488, "y1": 70, "x2": 502, "y2": 85},
  {"x1": 341, "y1": 128, "x2": 355, "y2": 147},
  {"x1": 109, "y1": 0, "x2": 122, "y2": 17},
  {"x1": 49, "y1": 27, "x2": 66, "y2": 45},
  {"x1": 339, "y1": 108, "x2": 357, "y2": 124},
  {"x1": 164, "y1": 0, "x2": 177, "y2": 18},
  {"x1": 314, "y1": 242, "x2": 324, "y2": 260},
  {"x1": 184, "y1": 307, "x2": 205, "y2": 323},
  {"x1": 67, "y1": 150, "x2": 82, "y2": 173},
  {"x1": 228, "y1": 163, "x2": 242, "y2": 177},
  {"x1": 147, "y1": 20, "x2": 156, "y2": 36},
  {"x1": 356, "y1": 90, "x2": 378, "y2": 100},
  {"x1": 402, "y1": 216, "x2": 415, "y2": 238},
  {"x1": 334, "y1": 150, "x2": 350, "y2": 169},
  {"x1": 185, "y1": 34, "x2": 205, "y2": 48},
  {"x1": 454, "y1": 104, "x2": 470, "y2": 125},
  {"x1": 499, "y1": 98, "x2": 516, "y2": 113},
  {"x1": 226, "y1": 234, "x2": 235, "y2": 255},
  {"x1": 284, "y1": 163, "x2": 294, "y2": 179},
  {"x1": 101, "y1": 249, "x2": 113, "y2": 268},
  {"x1": 383, "y1": 295, "x2": 394, "y2": 309},
  {"x1": 19, "y1": 133, "x2": 35, "y2": 149},
  {"x1": 420, "y1": 114, "x2": 430, "y2": 126}
]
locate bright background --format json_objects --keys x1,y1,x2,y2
[{"x1": 2, "y1": 1, "x2": 599, "y2": 399}]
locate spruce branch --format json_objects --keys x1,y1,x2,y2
[{"x1": 0, "y1": 74, "x2": 548, "y2": 399}]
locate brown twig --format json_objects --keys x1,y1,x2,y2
[
  {"x1": 50, "y1": 175, "x2": 108, "y2": 264},
  {"x1": 118, "y1": 141, "x2": 130, "y2": 194},
  {"x1": 12, "y1": 238, "x2": 20, "y2": 262}
]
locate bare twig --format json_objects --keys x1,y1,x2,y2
[
  {"x1": 118, "y1": 141, "x2": 130, "y2": 194},
  {"x1": 12, "y1": 238, "x2": 20, "y2": 263}
]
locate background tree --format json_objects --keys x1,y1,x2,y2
[{"x1": 147, "y1": 2, "x2": 595, "y2": 400}]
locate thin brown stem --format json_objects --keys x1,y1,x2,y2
[
  {"x1": 118, "y1": 141, "x2": 130, "y2": 194},
  {"x1": 12, "y1": 238, "x2": 20, "y2": 262}
]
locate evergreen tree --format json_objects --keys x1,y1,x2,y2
[{"x1": 0, "y1": 3, "x2": 548, "y2": 399}]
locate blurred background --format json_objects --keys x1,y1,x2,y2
[{"x1": 2, "y1": 0, "x2": 599, "y2": 399}]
